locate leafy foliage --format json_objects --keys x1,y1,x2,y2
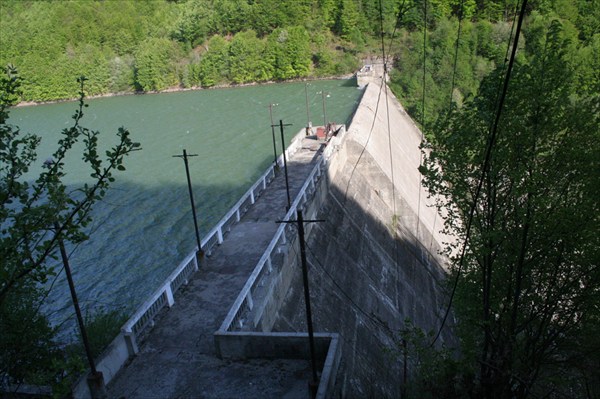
[
  {"x1": 84, "y1": 308, "x2": 128, "y2": 359},
  {"x1": 417, "y1": 16, "x2": 600, "y2": 397},
  {"x1": 0, "y1": 66, "x2": 140, "y2": 390}
]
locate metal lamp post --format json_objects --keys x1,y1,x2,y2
[
  {"x1": 304, "y1": 82, "x2": 311, "y2": 134},
  {"x1": 268, "y1": 103, "x2": 279, "y2": 166},
  {"x1": 173, "y1": 149, "x2": 203, "y2": 258},
  {"x1": 55, "y1": 223, "x2": 107, "y2": 399},
  {"x1": 272, "y1": 119, "x2": 292, "y2": 211},
  {"x1": 318, "y1": 91, "x2": 330, "y2": 128},
  {"x1": 276, "y1": 211, "x2": 325, "y2": 398}
]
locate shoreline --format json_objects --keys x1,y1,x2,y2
[{"x1": 14, "y1": 74, "x2": 356, "y2": 108}]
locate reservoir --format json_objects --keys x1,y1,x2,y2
[{"x1": 9, "y1": 79, "x2": 363, "y2": 339}]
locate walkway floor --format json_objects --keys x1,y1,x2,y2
[{"x1": 107, "y1": 136, "x2": 325, "y2": 399}]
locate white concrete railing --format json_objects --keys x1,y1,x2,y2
[
  {"x1": 219, "y1": 125, "x2": 346, "y2": 332},
  {"x1": 201, "y1": 127, "x2": 306, "y2": 254},
  {"x1": 121, "y1": 250, "x2": 198, "y2": 341}
]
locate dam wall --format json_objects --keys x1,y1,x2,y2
[{"x1": 271, "y1": 83, "x2": 455, "y2": 397}]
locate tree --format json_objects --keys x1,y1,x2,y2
[
  {"x1": 170, "y1": 0, "x2": 212, "y2": 48},
  {"x1": 134, "y1": 37, "x2": 181, "y2": 91},
  {"x1": 0, "y1": 67, "x2": 140, "y2": 387},
  {"x1": 266, "y1": 26, "x2": 311, "y2": 80},
  {"x1": 228, "y1": 30, "x2": 271, "y2": 84},
  {"x1": 337, "y1": 0, "x2": 361, "y2": 40},
  {"x1": 198, "y1": 35, "x2": 230, "y2": 87},
  {"x1": 419, "y1": 19, "x2": 600, "y2": 397}
]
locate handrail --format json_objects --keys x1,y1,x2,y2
[
  {"x1": 122, "y1": 250, "x2": 197, "y2": 335},
  {"x1": 219, "y1": 126, "x2": 347, "y2": 333},
  {"x1": 218, "y1": 156, "x2": 325, "y2": 332},
  {"x1": 200, "y1": 164, "x2": 276, "y2": 254}
]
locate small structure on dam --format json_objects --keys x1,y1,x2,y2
[{"x1": 356, "y1": 57, "x2": 389, "y2": 87}]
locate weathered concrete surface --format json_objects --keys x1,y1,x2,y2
[
  {"x1": 106, "y1": 138, "x2": 326, "y2": 399},
  {"x1": 273, "y1": 83, "x2": 454, "y2": 398}
]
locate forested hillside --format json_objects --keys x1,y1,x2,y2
[{"x1": 1, "y1": 0, "x2": 598, "y2": 129}]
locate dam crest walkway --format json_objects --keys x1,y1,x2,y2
[{"x1": 107, "y1": 136, "x2": 326, "y2": 399}]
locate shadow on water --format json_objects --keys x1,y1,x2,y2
[{"x1": 42, "y1": 156, "x2": 274, "y2": 341}]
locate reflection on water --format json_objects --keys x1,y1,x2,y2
[{"x1": 9, "y1": 79, "x2": 363, "y2": 340}]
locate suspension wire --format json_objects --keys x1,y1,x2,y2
[
  {"x1": 384, "y1": 0, "x2": 410, "y2": 68},
  {"x1": 379, "y1": 0, "x2": 396, "y2": 220},
  {"x1": 489, "y1": 0, "x2": 521, "y2": 129},
  {"x1": 285, "y1": 224, "x2": 400, "y2": 379},
  {"x1": 303, "y1": 240, "x2": 393, "y2": 334},
  {"x1": 449, "y1": 0, "x2": 466, "y2": 109},
  {"x1": 341, "y1": 0, "x2": 410, "y2": 206},
  {"x1": 428, "y1": 0, "x2": 521, "y2": 287},
  {"x1": 421, "y1": 0, "x2": 428, "y2": 132},
  {"x1": 378, "y1": 0, "x2": 404, "y2": 309},
  {"x1": 427, "y1": 0, "x2": 467, "y2": 256},
  {"x1": 430, "y1": 0, "x2": 529, "y2": 347},
  {"x1": 415, "y1": 0, "x2": 428, "y2": 262},
  {"x1": 341, "y1": 77, "x2": 385, "y2": 204}
]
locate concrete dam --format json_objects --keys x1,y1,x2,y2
[
  {"x1": 272, "y1": 82, "x2": 453, "y2": 397},
  {"x1": 83, "y1": 81, "x2": 453, "y2": 398}
]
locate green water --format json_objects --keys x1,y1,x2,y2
[{"x1": 8, "y1": 79, "x2": 363, "y2": 336}]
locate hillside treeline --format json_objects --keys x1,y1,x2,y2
[
  {"x1": 2, "y1": 0, "x2": 597, "y2": 116},
  {"x1": 389, "y1": 0, "x2": 599, "y2": 131},
  {"x1": 0, "y1": 0, "x2": 372, "y2": 101}
]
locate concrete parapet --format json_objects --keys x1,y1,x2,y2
[
  {"x1": 213, "y1": 331, "x2": 342, "y2": 399},
  {"x1": 72, "y1": 332, "x2": 131, "y2": 398}
]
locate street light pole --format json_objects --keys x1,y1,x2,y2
[
  {"x1": 55, "y1": 223, "x2": 106, "y2": 399},
  {"x1": 273, "y1": 119, "x2": 292, "y2": 211},
  {"x1": 318, "y1": 91, "x2": 330, "y2": 128},
  {"x1": 268, "y1": 103, "x2": 279, "y2": 167},
  {"x1": 276, "y1": 211, "x2": 325, "y2": 398},
  {"x1": 304, "y1": 82, "x2": 311, "y2": 134},
  {"x1": 173, "y1": 149, "x2": 203, "y2": 258}
]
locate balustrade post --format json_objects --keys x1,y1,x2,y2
[
  {"x1": 217, "y1": 226, "x2": 224, "y2": 244},
  {"x1": 236, "y1": 209, "x2": 240, "y2": 222},
  {"x1": 250, "y1": 190, "x2": 255, "y2": 204},
  {"x1": 267, "y1": 256, "x2": 273, "y2": 273},
  {"x1": 165, "y1": 286, "x2": 175, "y2": 307},
  {"x1": 123, "y1": 331, "x2": 139, "y2": 356},
  {"x1": 246, "y1": 292, "x2": 254, "y2": 310}
]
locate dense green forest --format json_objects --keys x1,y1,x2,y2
[
  {"x1": 1, "y1": 0, "x2": 599, "y2": 396},
  {"x1": 1, "y1": 0, "x2": 598, "y2": 129},
  {"x1": 1, "y1": 0, "x2": 598, "y2": 128}
]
